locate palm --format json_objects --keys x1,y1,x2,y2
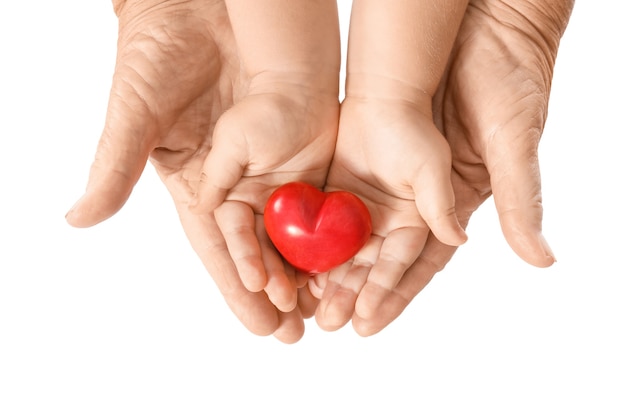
[
  {"x1": 327, "y1": 99, "x2": 444, "y2": 241},
  {"x1": 115, "y1": 4, "x2": 240, "y2": 192},
  {"x1": 197, "y1": 91, "x2": 338, "y2": 214}
]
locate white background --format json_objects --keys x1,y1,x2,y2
[{"x1": 1, "y1": 1, "x2": 625, "y2": 402}]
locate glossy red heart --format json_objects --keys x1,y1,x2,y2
[{"x1": 264, "y1": 181, "x2": 372, "y2": 274}]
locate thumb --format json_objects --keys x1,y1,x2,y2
[
  {"x1": 487, "y1": 128, "x2": 555, "y2": 268},
  {"x1": 189, "y1": 114, "x2": 248, "y2": 214},
  {"x1": 65, "y1": 89, "x2": 154, "y2": 228}
]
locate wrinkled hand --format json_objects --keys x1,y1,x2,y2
[
  {"x1": 65, "y1": 0, "x2": 319, "y2": 343},
  {"x1": 313, "y1": 0, "x2": 574, "y2": 335}
]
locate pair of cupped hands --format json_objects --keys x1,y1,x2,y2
[{"x1": 66, "y1": 0, "x2": 573, "y2": 343}]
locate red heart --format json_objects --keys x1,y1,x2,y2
[{"x1": 264, "y1": 181, "x2": 372, "y2": 274}]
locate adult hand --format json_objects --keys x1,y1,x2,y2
[
  {"x1": 65, "y1": 0, "x2": 319, "y2": 343},
  {"x1": 313, "y1": 0, "x2": 574, "y2": 335}
]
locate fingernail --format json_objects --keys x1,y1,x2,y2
[
  {"x1": 539, "y1": 233, "x2": 557, "y2": 264},
  {"x1": 308, "y1": 276, "x2": 326, "y2": 299},
  {"x1": 459, "y1": 228, "x2": 469, "y2": 245},
  {"x1": 65, "y1": 197, "x2": 83, "y2": 221}
]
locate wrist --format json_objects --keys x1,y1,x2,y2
[
  {"x1": 248, "y1": 70, "x2": 339, "y2": 102},
  {"x1": 345, "y1": 72, "x2": 432, "y2": 113}
]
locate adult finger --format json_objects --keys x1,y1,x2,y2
[
  {"x1": 315, "y1": 235, "x2": 382, "y2": 331},
  {"x1": 215, "y1": 201, "x2": 268, "y2": 292},
  {"x1": 352, "y1": 234, "x2": 457, "y2": 336},
  {"x1": 297, "y1": 284, "x2": 320, "y2": 319},
  {"x1": 272, "y1": 309, "x2": 305, "y2": 344},
  {"x1": 487, "y1": 127, "x2": 555, "y2": 268},
  {"x1": 257, "y1": 214, "x2": 299, "y2": 313},
  {"x1": 352, "y1": 174, "x2": 477, "y2": 336},
  {"x1": 65, "y1": 77, "x2": 155, "y2": 228},
  {"x1": 355, "y1": 226, "x2": 428, "y2": 320},
  {"x1": 176, "y1": 201, "x2": 280, "y2": 337}
]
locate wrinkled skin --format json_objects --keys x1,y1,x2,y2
[
  {"x1": 66, "y1": 0, "x2": 333, "y2": 343},
  {"x1": 313, "y1": 0, "x2": 574, "y2": 336},
  {"x1": 66, "y1": 0, "x2": 574, "y2": 342}
]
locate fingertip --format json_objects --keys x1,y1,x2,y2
[
  {"x1": 414, "y1": 185, "x2": 467, "y2": 247},
  {"x1": 428, "y1": 214, "x2": 468, "y2": 247},
  {"x1": 228, "y1": 292, "x2": 280, "y2": 337},
  {"x1": 273, "y1": 311, "x2": 305, "y2": 344},
  {"x1": 443, "y1": 226, "x2": 468, "y2": 247},
  {"x1": 315, "y1": 285, "x2": 357, "y2": 332},
  {"x1": 294, "y1": 269, "x2": 311, "y2": 289},
  {"x1": 504, "y1": 229, "x2": 556, "y2": 268},
  {"x1": 266, "y1": 278, "x2": 298, "y2": 313},
  {"x1": 455, "y1": 227, "x2": 469, "y2": 246},
  {"x1": 297, "y1": 286, "x2": 319, "y2": 319},
  {"x1": 192, "y1": 141, "x2": 245, "y2": 214},
  {"x1": 531, "y1": 233, "x2": 557, "y2": 268},
  {"x1": 354, "y1": 283, "x2": 387, "y2": 320},
  {"x1": 539, "y1": 233, "x2": 557, "y2": 265},
  {"x1": 240, "y1": 269, "x2": 268, "y2": 294},
  {"x1": 259, "y1": 256, "x2": 298, "y2": 314},
  {"x1": 64, "y1": 189, "x2": 128, "y2": 228},
  {"x1": 499, "y1": 210, "x2": 555, "y2": 268},
  {"x1": 351, "y1": 316, "x2": 383, "y2": 337},
  {"x1": 65, "y1": 197, "x2": 85, "y2": 228},
  {"x1": 187, "y1": 186, "x2": 223, "y2": 215},
  {"x1": 308, "y1": 274, "x2": 328, "y2": 299},
  {"x1": 315, "y1": 300, "x2": 352, "y2": 332}
]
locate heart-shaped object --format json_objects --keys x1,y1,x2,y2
[{"x1": 264, "y1": 181, "x2": 372, "y2": 274}]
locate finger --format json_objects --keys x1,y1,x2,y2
[
  {"x1": 413, "y1": 164, "x2": 467, "y2": 247},
  {"x1": 65, "y1": 86, "x2": 154, "y2": 228},
  {"x1": 487, "y1": 129, "x2": 555, "y2": 267},
  {"x1": 314, "y1": 264, "x2": 354, "y2": 331},
  {"x1": 351, "y1": 174, "x2": 479, "y2": 336},
  {"x1": 297, "y1": 285, "x2": 320, "y2": 319},
  {"x1": 353, "y1": 233, "x2": 458, "y2": 336},
  {"x1": 316, "y1": 264, "x2": 370, "y2": 331},
  {"x1": 257, "y1": 215, "x2": 299, "y2": 313},
  {"x1": 294, "y1": 268, "x2": 312, "y2": 289},
  {"x1": 315, "y1": 235, "x2": 382, "y2": 331},
  {"x1": 308, "y1": 272, "x2": 329, "y2": 300},
  {"x1": 273, "y1": 309, "x2": 305, "y2": 344},
  {"x1": 175, "y1": 200, "x2": 279, "y2": 336},
  {"x1": 354, "y1": 226, "x2": 428, "y2": 320},
  {"x1": 190, "y1": 116, "x2": 247, "y2": 213},
  {"x1": 214, "y1": 201, "x2": 268, "y2": 292}
]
